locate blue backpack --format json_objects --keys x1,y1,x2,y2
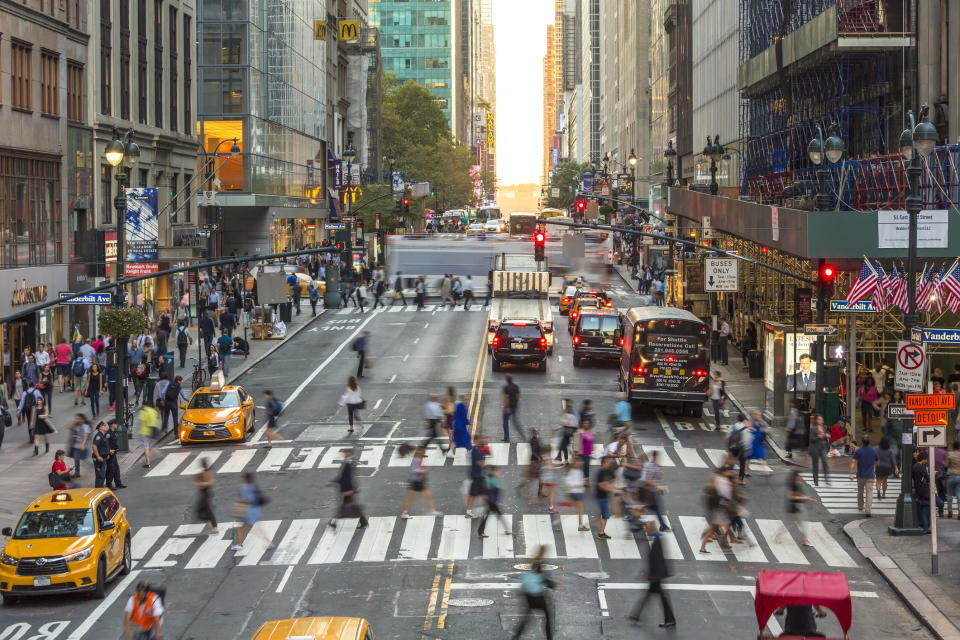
[{"x1": 72, "y1": 357, "x2": 85, "y2": 377}]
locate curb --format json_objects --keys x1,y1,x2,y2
[
  {"x1": 118, "y1": 310, "x2": 326, "y2": 473},
  {"x1": 843, "y1": 519, "x2": 960, "y2": 640}
]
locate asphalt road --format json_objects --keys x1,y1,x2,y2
[{"x1": 0, "y1": 277, "x2": 933, "y2": 640}]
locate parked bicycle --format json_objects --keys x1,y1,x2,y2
[{"x1": 190, "y1": 358, "x2": 208, "y2": 391}]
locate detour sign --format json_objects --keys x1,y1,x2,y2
[{"x1": 905, "y1": 393, "x2": 956, "y2": 411}]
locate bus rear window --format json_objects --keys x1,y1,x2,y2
[{"x1": 579, "y1": 315, "x2": 619, "y2": 336}]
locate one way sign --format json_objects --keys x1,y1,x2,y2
[{"x1": 704, "y1": 257, "x2": 738, "y2": 292}]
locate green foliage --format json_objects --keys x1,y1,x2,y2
[
  {"x1": 548, "y1": 160, "x2": 594, "y2": 209},
  {"x1": 98, "y1": 306, "x2": 147, "y2": 337},
  {"x1": 599, "y1": 205, "x2": 615, "y2": 217}
]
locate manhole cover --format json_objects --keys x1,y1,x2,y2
[
  {"x1": 444, "y1": 597, "x2": 494, "y2": 607},
  {"x1": 512, "y1": 563, "x2": 558, "y2": 571}
]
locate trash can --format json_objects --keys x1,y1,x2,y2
[
  {"x1": 747, "y1": 350, "x2": 764, "y2": 378},
  {"x1": 278, "y1": 301, "x2": 292, "y2": 323}
]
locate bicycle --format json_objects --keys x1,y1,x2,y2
[{"x1": 190, "y1": 358, "x2": 208, "y2": 391}]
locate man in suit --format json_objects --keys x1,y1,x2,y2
[
  {"x1": 787, "y1": 353, "x2": 817, "y2": 392},
  {"x1": 627, "y1": 519, "x2": 676, "y2": 628}
]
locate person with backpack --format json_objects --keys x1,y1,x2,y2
[
  {"x1": 69, "y1": 414, "x2": 91, "y2": 477},
  {"x1": 352, "y1": 331, "x2": 369, "y2": 378},
  {"x1": 356, "y1": 281, "x2": 367, "y2": 313},
  {"x1": 71, "y1": 354, "x2": 88, "y2": 407},
  {"x1": 175, "y1": 321, "x2": 193, "y2": 368},
  {"x1": 137, "y1": 399, "x2": 160, "y2": 469},
  {"x1": 726, "y1": 414, "x2": 752, "y2": 483},
  {"x1": 217, "y1": 331, "x2": 234, "y2": 378},
  {"x1": 400, "y1": 446, "x2": 441, "y2": 519},
  {"x1": 264, "y1": 390, "x2": 283, "y2": 448},
  {"x1": 162, "y1": 376, "x2": 188, "y2": 433},
  {"x1": 627, "y1": 518, "x2": 677, "y2": 628},
  {"x1": 219, "y1": 307, "x2": 236, "y2": 338},
  {"x1": 450, "y1": 276, "x2": 462, "y2": 308},
  {"x1": 18, "y1": 383, "x2": 42, "y2": 442},
  {"x1": 478, "y1": 465, "x2": 510, "y2": 538},
  {"x1": 124, "y1": 582, "x2": 164, "y2": 640},
  {"x1": 511, "y1": 545, "x2": 557, "y2": 639}
]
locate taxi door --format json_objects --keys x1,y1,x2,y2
[
  {"x1": 238, "y1": 387, "x2": 255, "y2": 433},
  {"x1": 96, "y1": 496, "x2": 122, "y2": 571}
]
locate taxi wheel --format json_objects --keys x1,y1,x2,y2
[
  {"x1": 92, "y1": 557, "x2": 106, "y2": 599},
  {"x1": 120, "y1": 535, "x2": 132, "y2": 575},
  {"x1": 539, "y1": 359, "x2": 547, "y2": 373},
  {"x1": 573, "y1": 356, "x2": 582, "y2": 367},
  {"x1": 492, "y1": 358, "x2": 502, "y2": 372},
  {"x1": 1, "y1": 593, "x2": 18, "y2": 605}
]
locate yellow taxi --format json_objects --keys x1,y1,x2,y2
[
  {"x1": 179, "y1": 382, "x2": 257, "y2": 444},
  {"x1": 0, "y1": 489, "x2": 131, "y2": 604},
  {"x1": 559, "y1": 284, "x2": 578, "y2": 315},
  {"x1": 250, "y1": 617, "x2": 375, "y2": 640},
  {"x1": 568, "y1": 296, "x2": 601, "y2": 334}
]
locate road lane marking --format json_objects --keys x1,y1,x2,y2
[
  {"x1": 257, "y1": 447, "x2": 292, "y2": 471},
  {"x1": 437, "y1": 515, "x2": 471, "y2": 559},
  {"x1": 131, "y1": 526, "x2": 167, "y2": 560},
  {"x1": 467, "y1": 328, "x2": 487, "y2": 438},
  {"x1": 353, "y1": 516, "x2": 396, "y2": 562},
  {"x1": 181, "y1": 450, "x2": 221, "y2": 475},
  {"x1": 276, "y1": 566, "x2": 293, "y2": 592},
  {"x1": 399, "y1": 516, "x2": 436, "y2": 560},
  {"x1": 806, "y1": 521, "x2": 857, "y2": 567},
  {"x1": 521, "y1": 514, "x2": 557, "y2": 557},
  {"x1": 560, "y1": 375, "x2": 565, "y2": 384},
  {"x1": 403, "y1": 353, "x2": 410, "y2": 362},
  {"x1": 373, "y1": 398, "x2": 382, "y2": 410},
  {"x1": 389, "y1": 374, "x2": 397, "y2": 383},
  {"x1": 425, "y1": 323, "x2": 430, "y2": 328},
  {"x1": 65, "y1": 569, "x2": 142, "y2": 640},
  {"x1": 481, "y1": 515, "x2": 514, "y2": 558},
  {"x1": 754, "y1": 518, "x2": 809, "y2": 565},
  {"x1": 145, "y1": 451, "x2": 190, "y2": 477},
  {"x1": 674, "y1": 448, "x2": 709, "y2": 468},
  {"x1": 414, "y1": 337, "x2": 420, "y2": 344},
  {"x1": 266, "y1": 518, "x2": 321, "y2": 565},
  {"x1": 220, "y1": 449, "x2": 257, "y2": 473},
  {"x1": 236, "y1": 520, "x2": 282, "y2": 566},
  {"x1": 654, "y1": 409, "x2": 682, "y2": 447},
  {"x1": 437, "y1": 561, "x2": 455, "y2": 629},
  {"x1": 561, "y1": 515, "x2": 598, "y2": 558},
  {"x1": 185, "y1": 523, "x2": 239, "y2": 569},
  {"x1": 307, "y1": 519, "x2": 358, "y2": 563},
  {"x1": 677, "y1": 516, "x2": 722, "y2": 560},
  {"x1": 603, "y1": 517, "x2": 642, "y2": 559}
]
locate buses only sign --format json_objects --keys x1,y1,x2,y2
[{"x1": 704, "y1": 258, "x2": 738, "y2": 292}]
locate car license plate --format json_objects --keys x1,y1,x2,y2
[
  {"x1": 33, "y1": 576, "x2": 51, "y2": 587},
  {"x1": 603, "y1": 339, "x2": 613, "y2": 344},
  {"x1": 511, "y1": 342, "x2": 526, "y2": 350},
  {"x1": 204, "y1": 430, "x2": 215, "y2": 436}
]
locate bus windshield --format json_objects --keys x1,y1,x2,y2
[
  {"x1": 509, "y1": 214, "x2": 538, "y2": 237},
  {"x1": 477, "y1": 206, "x2": 501, "y2": 222}
]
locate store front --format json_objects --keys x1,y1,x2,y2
[{"x1": 0, "y1": 265, "x2": 69, "y2": 385}]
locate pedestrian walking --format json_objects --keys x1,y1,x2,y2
[
  {"x1": 401, "y1": 446, "x2": 441, "y2": 518},
  {"x1": 415, "y1": 275, "x2": 426, "y2": 310},
  {"x1": 198, "y1": 312, "x2": 215, "y2": 357},
  {"x1": 138, "y1": 399, "x2": 160, "y2": 469},
  {"x1": 627, "y1": 519, "x2": 677, "y2": 628},
  {"x1": 699, "y1": 470, "x2": 732, "y2": 554},
  {"x1": 808, "y1": 414, "x2": 831, "y2": 487},
  {"x1": 451, "y1": 393, "x2": 472, "y2": 455},
  {"x1": 850, "y1": 436, "x2": 879, "y2": 516},
  {"x1": 330, "y1": 448, "x2": 369, "y2": 529},
  {"x1": 510, "y1": 545, "x2": 557, "y2": 639},
  {"x1": 640, "y1": 450, "x2": 670, "y2": 531},
  {"x1": 373, "y1": 278, "x2": 386, "y2": 309},
  {"x1": 748, "y1": 411, "x2": 771, "y2": 475},
  {"x1": 91, "y1": 421, "x2": 111, "y2": 488},
  {"x1": 462, "y1": 275, "x2": 474, "y2": 310},
  {"x1": 18, "y1": 383, "x2": 41, "y2": 440},
  {"x1": 465, "y1": 435, "x2": 488, "y2": 517},
  {"x1": 595, "y1": 456, "x2": 619, "y2": 540},
  {"x1": 876, "y1": 436, "x2": 899, "y2": 500},
  {"x1": 352, "y1": 331, "x2": 369, "y2": 378},
  {"x1": 69, "y1": 414, "x2": 91, "y2": 477},
  {"x1": 31, "y1": 396, "x2": 55, "y2": 456},
  {"x1": 440, "y1": 275, "x2": 452, "y2": 308},
  {"x1": 84, "y1": 363, "x2": 105, "y2": 418},
  {"x1": 574, "y1": 419, "x2": 595, "y2": 484},
  {"x1": 553, "y1": 399, "x2": 578, "y2": 462},
  {"x1": 206, "y1": 344, "x2": 220, "y2": 379},
  {"x1": 422, "y1": 393, "x2": 446, "y2": 450},
  {"x1": 442, "y1": 387, "x2": 456, "y2": 457},
  {"x1": 194, "y1": 457, "x2": 219, "y2": 533},
  {"x1": 38, "y1": 364, "x2": 53, "y2": 413},
  {"x1": 123, "y1": 582, "x2": 164, "y2": 640},
  {"x1": 106, "y1": 419, "x2": 126, "y2": 489},
  {"x1": 784, "y1": 398, "x2": 802, "y2": 459},
  {"x1": 501, "y1": 375, "x2": 524, "y2": 441},
  {"x1": 340, "y1": 377, "x2": 363, "y2": 433},
  {"x1": 356, "y1": 281, "x2": 368, "y2": 313},
  {"x1": 232, "y1": 472, "x2": 274, "y2": 550},
  {"x1": 563, "y1": 458, "x2": 588, "y2": 530},
  {"x1": 162, "y1": 376, "x2": 188, "y2": 433},
  {"x1": 777, "y1": 471, "x2": 819, "y2": 548},
  {"x1": 175, "y1": 321, "x2": 193, "y2": 368},
  {"x1": 708, "y1": 371, "x2": 726, "y2": 430},
  {"x1": 263, "y1": 390, "x2": 283, "y2": 447},
  {"x1": 307, "y1": 282, "x2": 320, "y2": 315},
  {"x1": 478, "y1": 465, "x2": 511, "y2": 537}
]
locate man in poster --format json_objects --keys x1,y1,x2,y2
[{"x1": 787, "y1": 353, "x2": 817, "y2": 392}]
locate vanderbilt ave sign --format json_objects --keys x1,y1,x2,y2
[{"x1": 11, "y1": 280, "x2": 48, "y2": 306}]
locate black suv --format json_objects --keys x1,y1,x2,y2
[
  {"x1": 492, "y1": 321, "x2": 548, "y2": 372},
  {"x1": 572, "y1": 309, "x2": 622, "y2": 367}
]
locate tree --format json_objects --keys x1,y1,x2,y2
[{"x1": 548, "y1": 160, "x2": 594, "y2": 209}]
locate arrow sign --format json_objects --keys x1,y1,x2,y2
[
  {"x1": 803, "y1": 323, "x2": 838, "y2": 336},
  {"x1": 708, "y1": 276, "x2": 715, "y2": 286},
  {"x1": 917, "y1": 425, "x2": 947, "y2": 447}
]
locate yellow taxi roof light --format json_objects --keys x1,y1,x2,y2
[{"x1": 53, "y1": 492, "x2": 71, "y2": 502}]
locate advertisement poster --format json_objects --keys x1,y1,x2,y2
[
  {"x1": 786, "y1": 332, "x2": 818, "y2": 393},
  {"x1": 764, "y1": 331, "x2": 775, "y2": 391},
  {"x1": 125, "y1": 187, "x2": 159, "y2": 262}
]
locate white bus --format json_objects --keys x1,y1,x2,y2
[{"x1": 477, "y1": 205, "x2": 501, "y2": 222}]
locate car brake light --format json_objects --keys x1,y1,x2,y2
[
  {"x1": 492, "y1": 337, "x2": 499, "y2": 349},
  {"x1": 539, "y1": 337, "x2": 547, "y2": 350},
  {"x1": 695, "y1": 369, "x2": 706, "y2": 377},
  {"x1": 605, "y1": 301, "x2": 613, "y2": 307},
  {"x1": 666, "y1": 355, "x2": 675, "y2": 362},
  {"x1": 563, "y1": 297, "x2": 570, "y2": 303},
  {"x1": 632, "y1": 366, "x2": 645, "y2": 374},
  {"x1": 571, "y1": 312, "x2": 577, "y2": 318},
  {"x1": 573, "y1": 335, "x2": 580, "y2": 345},
  {"x1": 619, "y1": 337, "x2": 624, "y2": 346}
]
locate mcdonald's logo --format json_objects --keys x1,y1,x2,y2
[
  {"x1": 339, "y1": 20, "x2": 359, "y2": 42},
  {"x1": 313, "y1": 20, "x2": 326, "y2": 40}
]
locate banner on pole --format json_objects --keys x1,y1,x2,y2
[{"x1": 125, "y1": 187, "x2": 159, "y2": 262}]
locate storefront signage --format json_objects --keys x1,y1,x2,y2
[
  {"x1": 59, "y1": 292, "x2": 112, "y2": 305},
  {"x1": 11, "y1": 280, "x2": 48, "y2": 306},
  {"x1": 125, "y1": 263, "x2": 159, "y2": 277},
  {"x1": 125, "y1": 187, "x2": 159, "y2": 261}
]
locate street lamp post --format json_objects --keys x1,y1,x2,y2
[
  {"x1": 104, "y1": 128, "x2": 140, "y2": 452},
  {"x1": 808, "y1": 123, "x2": 845, "y2": 417},
  {"x1": 343, "y1": 144, "x2": 357, "y2": 280},
  {"x1": 664, "y1": 141, "x2": 678, "y2": 286},
  {"x1": 891, "y1": 104, "x2": 938, "y2": 536}
]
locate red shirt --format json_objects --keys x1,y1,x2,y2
[
  {"x1": 51, "y1": 460, "x2": 68, "y2": 489},
  {"x1": 90, "y1": 339, "x2": 105, "y2": 353},
  {"x1": 830, "y1": 423, "x2": 848, "y2": 443},
  {"x1": 54, "y1": 343, "x2": 73, "y2": 364}
]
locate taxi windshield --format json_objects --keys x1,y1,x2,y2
[
  {"x1": 189, "y1": 392, "x2": 239, "y2": 409},
  {"x1": 14, "y1": 508, "x2": 95, "y2": 539}
]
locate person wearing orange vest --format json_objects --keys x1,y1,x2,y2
[{"x1": 124, "y1": 582, "x2": 164, "y2": 640}]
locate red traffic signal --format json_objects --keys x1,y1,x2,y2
[
  {"x1": 402, "y1": 198, "x2": 410, "y2": 206},
  {"x1": 820, "y1": 264, "x2": 835, "y2": 280},
  {"x1": 534, "y1": 231, "x2": 545, "y2": 244},
  {"x1": 576, "y1": 199, "x2": 586, "y2": 211}
]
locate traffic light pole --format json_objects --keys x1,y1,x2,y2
[{"x1": 814, "y1": 258, "x2": 826, "y2": 416}]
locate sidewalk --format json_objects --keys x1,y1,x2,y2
[
  {"x1": 0, "y1": 305, "x2": 323, "y2": 522},
  {"x1": 845, "y1": 517, "x2": 960, "y2": 640}
]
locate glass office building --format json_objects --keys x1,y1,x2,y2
[
  {"x1": 369, "y1": 0, "x2": 454, "y2": 126},
  {"x1": 198, "y1": 0, "x2": 329, "y2": 252}
]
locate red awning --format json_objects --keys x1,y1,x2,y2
[{"x1": 755, "y1": 570, "x2": 852, "y2": 635}]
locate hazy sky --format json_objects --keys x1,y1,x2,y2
[{"x1": 493, "y1": 0, "x2": 554, "y2": 186}]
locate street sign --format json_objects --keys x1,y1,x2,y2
[
  {"x1": 325, "y1": 223, "x2": 345, "y2": 230},
  {"x1": 829, "y1": 299, "x2": 876, "y2": 312},
  {"x1": 703, "y1": 257, "x2": 738, "y2": 291},
  {"x1": 340, "y1": 216, "x2": 355, "y2": 223},
  {"x1": 917, "y1": 426, "x2": 948, "y2": 447},
  {"x1": 911, "y1": 326, "x2": 924, "y2": 344},
  {"x1": 551, "y1": 187, "x2": 559, "y2": 198},
  {"x1": 702, "y1": 216, "x2": 713, "y2": 240},
  {"x1": 905, "y1": 393, "x2": 956, "y2": 411},
  {"x1": 803, "y1": 323, "x2": 837, "y2": 336},
  {"x1": 59, "y1": 292, "x2": 112, "y2": 305},
  {"x1": 913, "y1": 327, "x2": 960, "y2": 344},
  {"x1": 915, "y1": 411, "x2": 950, "y2": 427},
  {"x1": 885, "y1": 403, "x2": 914, "y2": 419},
  {"x1": 895, "y1": 341, "x2": 926, "y2": 392}
]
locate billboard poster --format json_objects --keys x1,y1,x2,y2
[{"x1": 125, "y1": 187, "x2": 159, "y2": 262}]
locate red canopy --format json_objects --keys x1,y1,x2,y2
[{"x1": 755, "y1": 570, "x2": 852, "y2": 635}]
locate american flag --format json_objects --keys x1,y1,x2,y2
[
  {"x1": 942, "y1": 258, "x2": 960, "y2": 301},
  {"x1": 918, "y1": 264, "x2": 937, "y2": 312},
  {"x1": 893, "y1": 262, "x2": 910, "y2": 311},
  {"x1": 935, "y1": 263, "x2": 947, "y2": 314},
  {"x1": 872, "y1": 261, "x2": 888, "y2": 312},
  {"x1": 845, "y1": 257, "x2": 879, "y2": 305}
]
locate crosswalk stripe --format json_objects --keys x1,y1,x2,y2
[
  {"x1": 132, "y1": 526, "x2": 167, "y2": 560},
  {"x1": 398, "y1": 516, "x2": 435, "y2": 560},
  {"x1": 174, "y1": 523, "x2": 207, "y2": 536},
  {"x1": 257, "y1": 447, "x2": 292, "y2": 472},
  {"x1": 422, "y1": 305, "x2": 436, "y2": 312},
  {"x1": 659, "y1": 517, "x2": 684, "y2": 560},
  {"x1": 674, "y1": 448, "x2": 709, "y2": 468},
  {"x1": 482, "y1": 514, "x2": 514, "y2": 558},
  {"x1": 387, "y1": 306, "x2": 404, "y2": 312},
  {"x1": 703, "y1": 449, "x2": 728, "y2": 467},
  {"x1": 754, "y1": 519, "x2": 808, "y2": 565},
  {"x1": 806, "y1": 521, "x2": 857, "y2": 567},
  {"x1": 181, "y1": 451, "x2": 221, "y2": 475},
  {"x1": 185, "y1": 523, "x2": 238, "y2": 569},
  {"x1": 289, "y1": 447, "x2": 325, "y2": 470},
  {"x1": 145, "y1": 452, "x2": 190, "y2": 477},
  {"x1": 319, "y1": 447, "x2": 347, "y2": 468},
  {"x1": 642, "y1": 446, "x2": 676, "y2": 467},
  {"x1": 438, "y1": 515, "x2": 471, "y2": 559},
  {"x1": 516, "y1": 442, "x2": 531, "y2": 465},
  {"x1": 145, "y1": 536, "x2": 195, "y2": 568},
  {"x1": 359, "y1": 445, "x2": 385, "y2": 469},
  {"x1": 236, "y1": 520, "x2": 282, "y2": 566},
  {"x1": 487, "y1": 442, "x2": 509, "y2": 466},
  {"x1": 561, "y1": 515, "x2": 598, "y2": 558},
  {"x1": 604, "y1": 517, "x2": 642, "y2": 559},
  {"x1": 220, "y1": 449, "x2": 257, "y2": 473},
  {"x1": 354, "y1": 517, "x2": 396, "y2": 562},
  {"x1": 728, "y1": 522, "x2": 768, "y2": 563},
  {"x1": 522, "y1": 514, "x2": 557, "y2": 558},
  {"x1": 677, "y1": 516, "x2": 722, "y2": 561},
  {"x1": 308, "y1": 520, "x2": 357, "y2": 564},
  {"x1": 266, "y1": 518, "x2": 321, "y2": 565}
]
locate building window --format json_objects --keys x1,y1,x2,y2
[
  {"x1": 137, "y1": 0, "x2": 147, "y2": 123},
  {"x1": 154, "y1": 0, "x2": 163, "y2": 128},
  {"x1": 169, "y1": 172, "x2": 178, "y2": 222},
  {"x1": 100, "y1": 164, "x2": 112, "y2": 224},
  {"x1": 183, "y1": 172, "x2": 192, "y2": 222},
  {"x1": 183, "y1": 14, "x2": 191, "y2": 134},
  {"x1": 0, "y1": 154, "x2": 63, "y2": 265},
  {"x1": 40, "y1": 51, "x2": 59, "y2": 116},
  {"x1": 169, "y1": 6, "x2": 177, "y2": 131},
  {"x1": 67, "y1": 61, "x2": 84, "y2": 122},
  {"x1": 99, "y1": 0, "x2": 111, "y2": 115},
  {"x1": 138, "y1": 168, "x2": 148, "y2": 187},
  {"x1": 11, "y1": 41, "x2": 32, "y2": 111},
  {"x1": 119, "y1": 0, "x2": 130, "y2": 119}
]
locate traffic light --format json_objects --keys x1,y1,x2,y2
[
  {"x1": 403, "y1": 197, "x2": 410, "y2": 214},
  {"x1": 575, "y1": 198, "x2": 586, "y2": 213},
  {"x1": 819, "y1": 262, "x2": 837, "y2": 297},
  {"x1": 534, "y1": 228, "x2": 546, "y2": 261},
  {"x1": 393, "y1": 198, "x2": 401, "y2": 213}
]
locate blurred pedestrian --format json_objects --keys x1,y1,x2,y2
[
  {"x1": 392, "y1": 272, "x2": 408, "y2": 306},
  {"x1": 564, "y1": 458, "x2": 587, "y2": 530},
  {"x1": 501, "y1": 375, "x2": 524, "y2": 441},
  {"x1": 352, "y1": 331, "x2": 369, "y2": 378},
  {"x1": 465, "y1": 435, "x2": 488, "y2": 518},
  {"x1": 232, "y1": 472, "x2": 274, "y2": 550},
  {"x1": 876, "y1": 436, "x2": 899, "y2": 500},
  {"x1": 451, "y1": 393, "x2": 472, "y2": 455},
  {"x1": 627, "y1": 519, "x2": 676, "y2": 628},
  {"x1": 264, "y1": 390, "x2": 283, "y2": 447},
  {"x1": 553, "y1": 399, "x2": 578, "y2": 463},
  {"x1": 478, "y1": 465, "x2": 510, "y2": 538},
  {"x1": 808, "y1": 414, "x2": 831, "y2": 487},
  {"x1": 401, "y1": 446, "x2": 441, "y2": 518},
  {"x1": 777, "y1": 470, "x2": 818, "y2": 548},
  {"x1": 708, "y1": 371, "x2": 726, "y2": 430},
  {"x1": 137, "y1": 399, "x2": 160, "y2": 469},
  {"x1": 31, "y1": 396, "x2": 54, "y2": 456},
  {"x1": 510, "y1": 545, "x2": 557, "y2": 639},
  {"x1": 442, "y1": 387, "x2": 456, "y2": 457},
  {"x1": 423, "y1": 393, "x2": 445, "y2": 450},
  {"x1": 331, "y1": 448, "x2": 369, "y2": 529},
  {"x1": 194, "y1": 457, "x2": 219, "y2": 534},
  {"x1": 850, "y1": 436, "x2": 879, "y2": 517}
]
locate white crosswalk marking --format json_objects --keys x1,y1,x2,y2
[
  {"x1": 387, "y1": 305, "x2": 404, "y2": 312},
  {"x1": 642, "y1": 446, "x2": 676, "y2": 466},
  {"x1": 521, "y1": 514, "x2": 557, "y2": 558},
  {"x1": 603, "y1": 518, "x2": 642, "y2": 559},
  {"x1": 174, "y1": 524, "x2": 207, "y2": 536},
  {"x1": 185, "y1": 524, "x2": 238, "y2": 569},
  {"x1": 257, "y1": 447, "x2": 292, "y2": 472},
  {"x1": 319, "y1": 447, "x2": 347, "y2": 468},
  {"x1": 674, "y1": 448, "x2": 709, "y2": 468},
  {"x1": 561, "y1": 515, "x2": 598, "y2": 558},
  {"x1": 728, "y1": 523, "x2": 767, "y2": 563},
  {"x1": 516, "y1": 442, "x2": 531, "y2": 465},
  {"x1": 220, "y1": 449, "x2": 257, "y2": 473},
  {"x1": 659, "y1": 517, "x2": 684, "y2": 560},
  {"x1": 146, "y1": 537, "x2": 194, "y2": 568},
  {"x1": 422, "y1": 305, "x2": 436, "y2": 312},
  {"x1": 236, "y1": 520, "x2": 282, "y2": 566},
  {"x1": 703, "y1": 449, "x2": 728, "y2": 467},
  {"x1": 801, "y1": 474, "x2": 900, "y2": 514},
  {"x1": 288, "y1": 447, "x2": 325, "y2": 470},
  {"x1": 482, "y1": 514, "x2": 514, "y2": 558},
  {"x1": 131, "y1": 526, "x2": 167, "y2": 560},
  {"x1": 487, "y1": 442, "x2": 509, "y2": 466},
  {"x1": 389, "y1": 445, "x2": 446, "y2": 467},
  {"x1": 437, "y1": 515, "x2": 471, "y2": 559},
  {"x1": 806, "y1": 521, "x2": 857, "y2": 567},
  {"x1": 398, "y1": 516, "x2": 435, "y2": 560},
  {"x1": 181, "y1": 451, "x2": 221, "y2": 475},
  {"x1": 754, "y1": 519, "x2": 809, "y2": 565},
  {"x1": 677, "y1": 516, "x2": 722, "y2": 561},
  {"x1": 266, "y1": 519, "x2": 321, "y2": 565},
  {"x1": 359, "y1": 445, "x2": 385, "y2": 469},
  {"x1": 354, "y1": 517, "x2": 396, "y2": 562},
  {"x1": 308, "y1": 520, "x2": 357, "y2": 564},
  {"x1": 145, "y1": 452, "x2": 190, "y2": 477}
]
